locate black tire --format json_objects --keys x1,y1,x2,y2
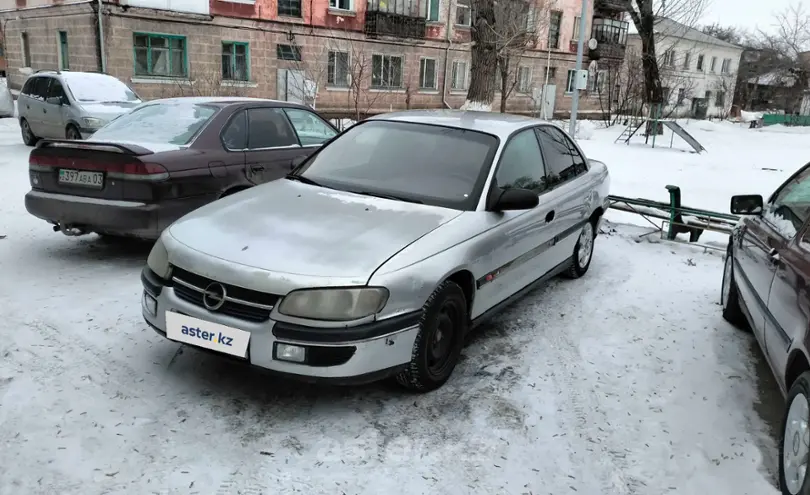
[
  {"x1": 395, "y1": 280, "x2": 468, "y2": 392},
  {"x1": 779, "y1": 371, "x2": 810, "y2": 495},
  {"x1": 66, "y1": 125, "x2": 82, "y2": 140},
  {"x1": 562, "y1": 219, "x2": 597, "y2": 279},
  {"x1": 20, "y1": 118, "x2": 38, "y2": 146},
  {"x1": 721, "y1": 242, "x2": 750, "y2": 331}
]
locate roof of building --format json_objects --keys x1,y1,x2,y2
[
  {"x1": 628, "y1": 17, "x2": 743, "y2": 50},
  {"x1": 368, "y1": 110, "x2": 550, "y2": 138}
]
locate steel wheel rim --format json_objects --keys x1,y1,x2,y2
[
  {"x1": 721, "y1": 255, "x2": 732, "y2": 308},
  {"x1": 577, "y1": 223, "x2": 595, "y2": 269},
  {"x1": 427, "y1": 303, "x2": 458, "y2": 378},
  {"x1": 22, "y1": 121, "x2": 31, "y2": 141},
  {"x1": 67, "y1": 128, "x2": 80, "y2": 140},
  {"x1": 784, "y1": 393, "x2": 810, "y2": 494}
]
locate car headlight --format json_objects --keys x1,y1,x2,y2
[
  {"x1": 82, "y1": 117, "x2": 105, "y2": 129},
  {"x1": 278, "y1": 287, "x2": 389, "y2": 321},
  {"x1": 146, "y1": 238, "x2": 172, "y2": 280}
]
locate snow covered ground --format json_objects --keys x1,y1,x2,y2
[{"x1": 0, "y1": 115, "x2": 800, "y2": 495}]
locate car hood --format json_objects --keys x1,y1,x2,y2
[
  {"x1": 167, "y1": 179, "x2": 463, "y2": 280},
  {"x1": 79, "y1": 101, "x2": 140, "y2": 122}
]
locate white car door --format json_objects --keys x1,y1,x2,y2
[
  {"x1": 471, "y1": 127, "x2": 560, "y2": 316},
  {"x1": 534, "y1": 125, "x2": 592, "y2": 266}
]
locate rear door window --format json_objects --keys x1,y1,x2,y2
[
  {"x1": 28, "y1": 77, "x2": 51, "y2": 100},
  {"x1": 246, "y1": 107, "x2": 299, "y2": 149},
  {"x1": 221, "y1": 110, "x2": 248, "y2": 150},
  {"x1": 535, "y1": 126, "x2": 588, "y2": 187}
]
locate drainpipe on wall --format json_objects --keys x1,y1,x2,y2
[
  {"x1": 441, "y1": 0, "x2": 453, "y2": 109},
  {"x1": 97, "y1": 0, "x2": 107, "y2": 73}
]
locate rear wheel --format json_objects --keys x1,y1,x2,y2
[
  {"x1": 20, "y1": 118, "x2": 38, "y2": 146},
  {"x1": 563, "y1": 220, "x2": 596, "y2": 279},
  {"x1": 780, "y1": 372, "x2": 810, "y2": 495},
  {"x1": 66, "y1": 125, "x2": 82, "y2": 140},
  {"x1": 395, "y1": 280, "x2": 468, "y2": 392},
  {"x1": 721, "y1": 242, "x2": 750, "y2": 331}
]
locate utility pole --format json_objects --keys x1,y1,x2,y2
[{"x1": 568, "y1": 0, "x2": 589, "y2": 136}]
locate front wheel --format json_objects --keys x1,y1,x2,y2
[
  {"x1": 66, "y1": 125, "x2": 82, "y2": 140},
  {"x1": 395, "y1": 280, "x2": 468, "y2": 392},
  {"x1": 721, "y1": 242, "x2": 750, "y2": 331},
  {"x1": 780, "y1": 372, "x2": 810, "y2": 495}
]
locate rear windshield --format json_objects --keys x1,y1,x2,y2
[
  {"x1": 296, "y1": 120, "x2": 499, "y2": 210},
  {"x1": 91, "y1": 102, "x2": 218, "y2": 146},
  {"x1": 61, "y1": 73, "x2": 141, "y2": 103}
]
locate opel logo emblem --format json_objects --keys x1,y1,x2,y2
[{"x1": 202, "y1": 282, "x2": 227, "y2": 311}]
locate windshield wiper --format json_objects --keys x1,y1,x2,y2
[
  {"x1": 285, "y1": 174, "x2": 329, "y2": 188},
  {"x1": 351, "y1": 190, "x2": 423, "y2": 204}
]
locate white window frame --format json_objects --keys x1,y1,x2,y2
[
  {"x1": 710, "y1": 56, "x2": 717, "y2": 72},
  {"x1": 21, "y1": 32, "x2": 31, "y2": 68},
  {"x1": 566, "y1": 69, "x2": 576, "y2": 93},
  {"x1": 589, "y1": 69, "x2": 606, "y2": 93},
  {"x1": 573, "y1": 16, "x2": 581, "y2": 40},
  {"x1": 371, "y1": 54, "x2": 404, "y2": 88},
  {"x1": 682, "y1": 52, "x2": 691, "y2": 70},
  {"x1": 426, "y1": 0, "x2": 440, "y2": 21},
  {"x1": 721, "y1": 58, "x2": 731, "y2": 74},
  {"x1": 451, "y1": 60, "x2": 468, "y2": 90},
  {"x1": 517, "y1": 66, "x2": 531, "y2": 93},
  {"x1": 419, "y1": 57, "x2": 438, "y2": 90},
  {"x1": 696, "y1": 54, "x2": 704, "y2": 71},
  {"x1": 455, "y1": 0, "x2": 471, "y2": 26},
  {"x1": 663, "y1": 50, "x2": 675, "y2": 67},
  {"x1": 327, "y1": 50, "x2": 350, "y2": 87},
  {"x1": 329, "y1": 0, "x2": 353, "y2": 10}
]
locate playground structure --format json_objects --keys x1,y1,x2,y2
[
  {"x1": 613, "y1": 104, "x2": 707, "y2": 154},
  {"x1": 607, "y1": 185, "x2": 739, "y2": 251}
]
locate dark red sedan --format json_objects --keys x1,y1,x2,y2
[{"x1": 25, "y1": 97, "x2": 338, "y2": 240}]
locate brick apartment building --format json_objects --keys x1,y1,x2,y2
[{"x1": 0, "y1": 0, "x2": 628, "y2": 117}]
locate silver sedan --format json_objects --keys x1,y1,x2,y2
[{"x1": 141, "y1": 110, "x2": 611, "y2": 392}]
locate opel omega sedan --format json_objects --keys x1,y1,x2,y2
[
  {"x1": 722, "y1": 163, "x2": 810, "y2": 495},
  {"x1": 141, "y1": 111, "x2": 611, "y2": 392}
]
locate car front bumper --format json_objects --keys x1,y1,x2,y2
[
  {"x1": 25, "y1": 190, "x2": 217, "y2": 240},
  {"x1": 141, "y1": 268, "x2": 420, "y2": 384}
]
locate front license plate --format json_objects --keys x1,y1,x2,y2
[
  {"x1": 58, "y1": 169, "x2": 104, "y2": 188},
  {"x1": 165, "y1": 311, "x2": 250, "y2": 358}
]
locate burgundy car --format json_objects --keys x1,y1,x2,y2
[
  {"x1": 723, "y1": 164, "x2": 810, "y2": 495},
  {"x1": 25, "y1": 97, "x2": 338, "y2": 240}
]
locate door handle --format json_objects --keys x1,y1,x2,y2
[
  {"x1": 545, "y1": 210, "x2": 555, "y2": 223},
  {"x1": 250, "y1": 165, "x2": 265, "y2": 172}
]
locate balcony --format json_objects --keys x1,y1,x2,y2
[
  {"x1": 589, "y1": 43, "x2": 627, "y2": 61},
  {"x1": 589, "y1": 17, "x2": 628, "y2": 61},
  {"x1": 594, "y1": 0, "x2": 627, "y2": 13},
  {"x1": 365, "y1": 0, "x2": 427, "y2": 40}
]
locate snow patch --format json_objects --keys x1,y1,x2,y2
[
  {"x1": 576, "y1": 120, "x2": 595, "y2": 140},
  {"x1": 460, "y1": 100, "x2": 493, "y2": 112}
]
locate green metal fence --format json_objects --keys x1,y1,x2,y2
[{"x1": 762, "y1": 114, "x2": 810, "y2": 126}]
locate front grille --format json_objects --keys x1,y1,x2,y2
[{"x1": 171, "y1": 267, "x2": 281, "y2": 323}]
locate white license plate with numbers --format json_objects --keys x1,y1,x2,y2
[{"x1": 59, "y1": 169, "x2": 104, "y2": 188}]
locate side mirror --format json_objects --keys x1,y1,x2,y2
[
  {"x1": 731, "y1": 194, "x2": 763, "y2": 215},
  {"x1": 491, "y1": 188, "x2": 539, "y2": 212},
  {"x1": 46, "y1": 96, "x2": 63, "y2": 106}
]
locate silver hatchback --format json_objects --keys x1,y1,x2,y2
[{"x1": 18, "y1": 71, "x2": 141, "y2": 146}]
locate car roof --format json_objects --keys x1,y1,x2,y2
[
  {"x1": 368, "y1": 110, "x2": 546, "y2": 139},
  {"x1": 146, "y1": 96, "x2": 292, "y2": 107}
]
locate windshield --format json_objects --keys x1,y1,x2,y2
[
  {"x1": 92, "y1": 102, "x2": 218, "y2": 145},
  {"x1": 61, "y1": 73, "x2": 141, "y2": 103},
  {"x1": 295, "y1": 120, "x2": 498, "y2": 210}
]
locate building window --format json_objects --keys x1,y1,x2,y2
[
  {"x1": 419, "y1": 58, "x2": 437, "y2": 89},
  {"x1": 705, "y1": 90, "x2": 712, "y2": 101},
  {"x1": 427, "y1": 0, "x2": 440, "y2": 21},
  {"x1": 278, "y1": 0, "x2": 302, "y2": 17},
  {"x1": 696, "y1": 54, "x2": 704, "y2": 71},
  {"x1": 715, "y1": 91, "x2": 725, "y2": 107},
  {"x1": 710, "y1": 56, "x2": 717, "y2": 72},
  {"x1": 545, "y1": 66, "x2": 556, "y2": 82},
  {"x1": 371, "y1": 54, "x2": 403, "y2": 88},
  {"x1": 573, "y1": 16, "x2": 581, "y2": 40},
  {"x1": 133, "y1": 33, "x2": 187, "y2": 78},
  {"x1": 222, "y1": 42, "x2": 249, "y2": 81},
  {"x1": 682, "y1": 52, "x2": 691, "y2": 70},
  {"x1": 328, "y1": 51, "x2": 349, "y2": 87},
  {"x1": 662, "y1": 87, "x2": 671, "y2": 103},
  {"x1": 451, "y1": 60, "x2": 468, "y2": 90},
  {"x1": 589, "y1": 70, "x2": 605, "y2": 92},
  {"x1": 590, "y1": 18, "x2": 628, "y2": 45},
  {"x1": 58, "y1": 31, "x2": 69, "y2": 71},
  {"x1": 677, "y1": 88, "x2": 685, "y2": 104},
  {"x1": 329, "y1": 0, "x2": 352, "y2": 10},
  {"x1": 721, "y1": 58, "x2": 732, "y2": 74},
  {"x1": 456, "y1": 0, "x2": 471, "y2": 26},
  {"x1": 517, "y1": 66, "x2": 531, "y2": 93},
  {"x1": 277, "y1": 44, "x2": 302, "y2": 61},
  {"x1": 21, "y1": 32, "x2": 31, "y2": 68},
  {"x1": 548, "y1": 11, "x2": 562, "y2": 49},
  {"x1": 566, "y1": 69, "x2": 576, "y2": 93},
  {"x1": 663, "y1": 50, "x2": 674, "y2": 67}
]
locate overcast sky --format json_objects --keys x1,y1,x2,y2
[{"x1": 699, "y1": 0, "x2": 796, "y2": 33}]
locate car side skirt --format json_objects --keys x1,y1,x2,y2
[{"x1": 471, "y1": 256, "x2": 573, "y2": 330}]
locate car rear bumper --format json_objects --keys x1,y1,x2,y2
[
  {"x1": 25, "y1": 190, "x2": 216, "y2": 240},
  {"x1": 141, "y1": 268, "x2": 419, "y2": 384}
]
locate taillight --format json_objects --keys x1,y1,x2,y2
[
  {"x1": 109, "y1": 162, "x2": 169, "y2": 181},
  {"x1": 27, "y1": 154, "x2": 168, "y2": 181}
]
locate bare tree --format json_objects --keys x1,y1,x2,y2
[
  {"x1": 617, "y1": 0, "x2": 708, "y2": 113},
  {"x1": 156, "y1": 65, "x2": 248, "y2": 98},
  {"x1": 495, "y1": 0, "x2": 549, "y2": 112},
  {"x1": 596, "y1": 48, "x2": 646, "y2": 125},
  {"x1": 700, "y1": 23, "x2": 745, "y2": 45}
]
